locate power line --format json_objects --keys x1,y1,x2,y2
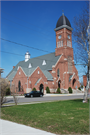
[
  {"x1": 0, "y1": 38, "x2": 52, "y2": 53},
  {"x1": 0, "y1": 50, "x2": 86, "y2": 66},
  {"x1": 0, "y1": 51, "x2": 24, "y2": 57},
  {"x1": 0, "y1": 50, "x2": 58, "y2": 63},
  {"x1": 0, "y1": 50, "x2": 64, "y2": 63}
]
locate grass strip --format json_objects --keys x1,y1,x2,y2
[{"x1": 1, "y1": 99, "x2": 89, "y2": 134}]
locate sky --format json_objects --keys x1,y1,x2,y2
[{"x1": 0, "y1": 0, "x2": 88, "y2": 82}]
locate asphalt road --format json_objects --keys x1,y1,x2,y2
[{"x1": 5, "y1": 94, "x2": 84, "y2": 104}]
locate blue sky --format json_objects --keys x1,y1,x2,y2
[{"x1": 1, "y1": 1, "x2": 87, "y2": 82}]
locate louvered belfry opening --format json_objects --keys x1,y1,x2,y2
[{"x1": 68, "y1": 56, "x2": 72, "y2": 73}]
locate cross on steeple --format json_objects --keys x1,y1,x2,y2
[{"x1": 62, "y1": 10, "x2": 64, "y2": 15}]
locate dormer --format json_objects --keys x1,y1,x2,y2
[
  {"x1": 28, "y1": 63, "x2": 32, "y2": 68},
  {"x1": 42, "y1": 60, "x2": 46, "y2": 65}
]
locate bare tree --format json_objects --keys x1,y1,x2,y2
[
  {"x1": 10, "y1": 84, "x2": 18, "y2": 105},
  {"x1": 73, "y1": 2, "x2": 89, "y2": 67},
  {"x1": 0, "y1": 78, "x2": 10, "y2": 107},
  {"x1": 72, "y1": 2, "x2": 89, "y2": 102}
]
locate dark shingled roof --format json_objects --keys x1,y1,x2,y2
[
  {"x1": 7, "y1": 52, "x2": 61, "y2": 81},
  {"x1": 56, "y1": 14, "x2": 71, "y2": 28}
]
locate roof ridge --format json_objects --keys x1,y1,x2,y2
[{"x1": 21, "y1": 52, "x2": 55, "y2": 62}]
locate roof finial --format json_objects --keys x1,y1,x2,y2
[{"x1": 62, "y1": 10, "x2": 64, "y2": 15}]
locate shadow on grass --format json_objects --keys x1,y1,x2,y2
[
  {"x1": 1, "y1": 105, "x2": 14, "y2": 108},
  {"x1": 70, "y1": 99, "x2": 89, "y2": 103}
]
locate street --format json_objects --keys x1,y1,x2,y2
[{"x1": 5, "y1": 94, "x2": 85, "y2": 105}]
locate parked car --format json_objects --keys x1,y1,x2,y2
[{"x1": 24, "y1": 91, "x2": 43, "y2": 97}]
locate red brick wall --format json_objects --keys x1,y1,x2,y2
[
  {"x1": 83, "y1": 75, "x2": 87, "y2": 87},
  {"x1": 29, "y1": 67, "x2": 47, "y2": 91},
  {"x1": 13, "y1": 67, "x2": 27, "y2": 93},
  {"x1": 55, "y1": 28, "x2": 73, "y2": 57}
]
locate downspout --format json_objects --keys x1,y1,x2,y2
[
  {"x1": 10, "y1": 80, "x2": 12, "y2": 95},
  {"x1": 27, "y1": 77, "x2": 28, "y2": 90}
]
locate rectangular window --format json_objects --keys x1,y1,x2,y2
[
  {"x1": 68, "y1": 56, "x2": 72, "y2": 72},
  {"x1": 57, "y1": 41, "x2": 63, "y2": 48},
  {"x1": 57, "y1": 42, "x2": 59, "y2": 48},
  {"x1": 67, "y1": 40, "x2": 71, "y2": 47},
  {"x1": 61, "y1": 41, "x2": 63, "y2": 47}
]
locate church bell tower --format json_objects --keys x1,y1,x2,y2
[{"x1": 54, "y1": 13, "x2": 73, "y2": 59}]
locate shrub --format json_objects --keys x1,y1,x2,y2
[
  {"x1": 56, "y1": 87, "x2": 61, "y2": 93},
  {"x1": 32, "y1": 87, "x2": 36, "y2": 91},
  {"x1": 0, "y1": 78, "x2": 9, "y2": 106},
  {"x1": 78, "y1": 87, "x2": 81, "y2": 91},
  {"x1": 68, "y1": 87, "x2": 72, "y2": 93},
  {"x1": 46, "y1": 86, "x2": 50, "y2": 93},
  {"x1": 81, "y1": 85, "x2": 83, "y2": 88},
  {"x1": 6, "y1": 87, "x2": 10, "y2": 95}
]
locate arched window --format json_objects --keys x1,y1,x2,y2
[
  {"x1": 18, "y1": 80, "x2": 21, "y2": 92},
  {"x1": 57, "y1": 68, "x2": 59, "y2": 77}
]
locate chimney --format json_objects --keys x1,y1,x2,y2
[{"x1": 13, "y1": 66, "x2": 15, "y2": 69}]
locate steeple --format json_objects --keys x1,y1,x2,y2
[{"x1": 54, "y1": 14, "x2": 73, "y2": 58}]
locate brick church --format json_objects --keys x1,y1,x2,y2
[{"x1": 7, "y1": 13, "x2": 80, "y2": 94}]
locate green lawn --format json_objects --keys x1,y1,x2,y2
[{"x1": 1, "y1": 99, "x2": 89, "y2": 134}]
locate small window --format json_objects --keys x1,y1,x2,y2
[
  {"x1": 42, "y1": 60, "x2": 46, "y2": 65},
  {"x1": 19, "y1": 72, "x2": 21, "y2": 75},
  {"x1": 38, "y1": 71, "x2": 40, "y2": 74}
]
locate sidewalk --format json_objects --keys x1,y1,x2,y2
[{"x1": 0, "y1": 119, "x2": 56, "y2": 135}]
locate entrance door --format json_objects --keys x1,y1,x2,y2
[
  {"x1": 39, "y1": 84, "x2": 44, "y2": 93},
  {"x1": 72, "y1": 79, "x2": 76, "y2": 89},
  {"x1": 58, "y1": 80, "x2": 61, "y2": 88}
]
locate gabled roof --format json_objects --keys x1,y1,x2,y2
[
  {"x1": 21, "y1": 67, "x2": 36, "y2": 77},
  {"x1": 7, "y1": 52, "x2": 61, "y2": 81},
  {"x1": 42, "y1": 70, "x2": 53, "y2": 81},
  {"x1": 22, "y1": 66, "x2": 53, "y2": 80},
  {"x1": 7, "y1": 71, "x2": 17, "y2": 81}
]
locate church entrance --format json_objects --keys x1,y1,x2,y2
[
  {"x1": 18, "y1": 80, "x2": 21, "y2": 92},
  {"x1": 72, "y1": 79, "x2": 76, "y2": 89},
  {"x1": 39, "y1": 84, "x2": 44, "y2": 93},
  {"x1": 58, "y1": 80, "x2": 61, "y2": 89}
]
